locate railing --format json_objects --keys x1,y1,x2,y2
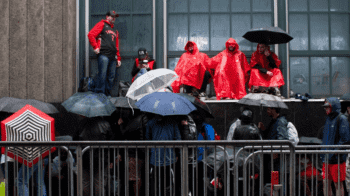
[{"x1": 1, "y1": 141, "x2": 350, "y2": 196}]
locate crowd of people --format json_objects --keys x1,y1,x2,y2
[
  {"x1": 1, "y1": 9, "x2": 349, "y2": 196},
  {"x1": 88, "y1": 10, "x2": 285, "y2": 100}
]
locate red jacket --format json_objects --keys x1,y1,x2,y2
[
  {"x1": 248, "y1": 44, "x2": 284, "y2": 88},
  {"x1": 208, "y1": 38, "x2": 250, "y2": 100},
  {"x1": 88, "y1": 19, "x2": 121, "y2": 61},
  {"x1": 171, "y1": 41, "x2": 211, "y2": 93},
  {"x1": 131, "y1": 58, "x2": 155, "y2": 83}
]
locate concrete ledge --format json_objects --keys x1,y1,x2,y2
[{"x1": 203, "y1": 98, "x2": 334, "y2": 103}]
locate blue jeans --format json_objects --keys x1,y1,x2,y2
[
  {"x1": 18, "y1": 158, "x2": 49, "y2": 196},
  {"x1": 134, "y1": 68, "x2": 148, "y2": 81},
  {"x1": 95, "y1": 54, "x2": 117, "y2": 96}
]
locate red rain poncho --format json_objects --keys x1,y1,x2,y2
[
  {"x1": 208, "y1": 38, "x2": 250, "y2": 100},
  {"x1": 171, "y1": 41, "x2": 211, "y2": 93},
  {"x1": 248, "y1": 44, "x2": 285, "y2": 88}
]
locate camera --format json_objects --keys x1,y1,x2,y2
[{"x1": 140, "y1": 59, "x2": 148, "y2": 64}]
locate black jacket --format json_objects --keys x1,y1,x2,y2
[
  {"x1": 122, "y1": 113, "x2": 149, "y2": 158},
  {"x1": 233, "y1": 123, "x2": 262, "y2": 140}
]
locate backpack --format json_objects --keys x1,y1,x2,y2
[
  {"x1": 78, "y1": 77, "x2": 95, "y2": 92},
  {"x1": 200, "y1": 124, "x2": 220, "y2": 140},
  {"x1": 287, "y1": 122, "x2": 299, "y2": 144}
]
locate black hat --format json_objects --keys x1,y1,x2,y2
[
  {"x1": 106, "y1": 10, "x2": 119, "y2": 17},
  {"x1": 138, "y1": 48, "x2": 148, "y2": 59}
]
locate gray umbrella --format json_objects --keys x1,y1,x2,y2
[
  {"x1": 341, "y1": 93, "x2": 350, "y2": 101},
  {"x1": 109, "y1": 97, "x2": 139, "y2": 109},
  {"x1": 238, "y1": 93, "x2": 288, "y2": 109},
  {"x1": 0, "y1": 97, "x2": 59, "y2": 114},
  {"x1": 62, "y1": 92, "x2": 116, "y2": 118}
]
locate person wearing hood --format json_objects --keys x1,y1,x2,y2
[
  {"x1": 88, "y1": 10, "x2": 121, "y2": 96},
  {"x1": 321, "y1": 97, "x2": 350, "y2": 196},
  {"x1": 171, "y1": 41, "x2": 212, "y2": 98},
  {"x1": 249, "y1": 43, "x2": 284, "y2": 96},
  {"x1": 131, "y1": 48, "x2": 156, "y2": 83},
  {"x1": 208, "y1": 38, "x2": 250, "y2": 100}
]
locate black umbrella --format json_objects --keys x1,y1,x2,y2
[
  {"x1": 243, "y1": 26, "x2": 293, "y2": 45},
  {"x1": 109, "y1": 97, "x2": 139, "y2": 109},
  {"x1": 177, "y1": 93, "x2": 214, "y2": 118},
  {"x1": 0, "y1": 97, "x2": 59, "y2": 114}
]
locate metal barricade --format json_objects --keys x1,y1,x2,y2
[{"x1": 0, "y1": 140, "x2": 308, "y2": 196}]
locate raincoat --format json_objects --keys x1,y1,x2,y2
[
  {"x1": 208, "y1": 38, "x2": 250, "y2": 100},
  {"x1": 321, "y1": 97, "x2": 350, "y2": 163},
  {"x1": 171, "y1": 41, "x2": 211, "y2": 93},
  {"x1": 249, "y1": 44, "x2": 284, "y2": 88}
]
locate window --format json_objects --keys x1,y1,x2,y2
[
  {"x1": 167, "y1": 0, "x2": 274, "y2": 69},
  {"x1": 289, "y1": 0, "x2": 350, "y2": 98}
]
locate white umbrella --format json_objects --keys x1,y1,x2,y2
[{"x1": 126, "y1": 69, "x2": 178, "y2": 101}]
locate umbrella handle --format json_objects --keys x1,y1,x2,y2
[{"x1": 127, "y1": 98, "x2": 135, "y2": 116}]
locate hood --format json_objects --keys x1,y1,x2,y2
[
  {"x1": 325, "y1": 97, "x2": 341, "y2": 114},
  {"x1": 225, "y1": 38, "x2": 239, "y2": 53},
  {"x1": 103, "y1": 19, "x2": 114, "y2": 28},
  {"x1": 184, "y1": 41, "x2": 199, "y2": 54}
]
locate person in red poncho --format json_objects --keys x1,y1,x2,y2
[
  {"x1": 208, "y1": 38, "x2": 250, "y2": 100},
  {"x1": 131, "y1": 48, "x2": 156, "y2": 83},
  {"x1": 249, "y1": 43, "x2": 285, "y2": 96},
  {"x1": 171, "y1": 41, "x2": 212, "y2": 98}
]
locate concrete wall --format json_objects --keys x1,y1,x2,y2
[{"x1": 0, "y1": 0, "x2": 76, "y2": 103}]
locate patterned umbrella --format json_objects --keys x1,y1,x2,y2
[{"x1": 1, "y1": 105, "x2": 56, "y2": 167}]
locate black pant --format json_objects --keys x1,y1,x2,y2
[{"x1": 150, "y1": 165, "x2": 174, "y2": 196}]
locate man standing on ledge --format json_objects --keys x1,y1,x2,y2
[
  {"x1": 208, "y1": 38, "x2": 250, "y2": 100},
  {"x1": 88, "y1": 10, "x2": 121, "y2": 96}
]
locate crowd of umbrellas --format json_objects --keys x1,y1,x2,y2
[{"x1": 0, "y1": 26, "x2": 299, "y2": 167}]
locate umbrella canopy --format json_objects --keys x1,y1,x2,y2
[
  {"x1": 1, "y1": 105, "x2": 56, "y2": 167},
  {"x1": 135, "y1": 92, "x2": 196, "y2": 116},
  {"x1": 243, "y1": 26, "x2": 293, "y2": 45},
  {"x1": 177, "y1": 93, "x2": 214, "y2": 118},
  {"x1": 340, "y1": 93, "x2": 350, "y2": 101},
  {"x1": 61, "y1": 91, "x2": 116, "y2": 118},
  {"x1": 0, "y1": 97, "x2": 58, "y2": 114},
  {"x1": 109, "y1": 97, "x2": 139, "y2": 109},
  {"x1": 238, "y1": 93, "x2": 288, "y2": 109},
  {"x1": 298, "y1": 136, "x2": 322, "y2": 145},
  {"x1": 126, "y1": 69, "x2": 178, "y2": 101}
]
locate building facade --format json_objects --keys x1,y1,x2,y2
[{"x1": 0, "y1": 0, "x2": 349, "y2": 102}]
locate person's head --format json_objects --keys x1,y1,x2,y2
[
  {"x1": 258, "y1": 43, "x2": 268, "y2": 54},
  {"x1": 190, "y1": 110, "x2": 205, "y2": 125},
  {"x1": 228, "y1": 44, "x2": 235, "y2": 51},
  {"x1": 323, "y1": 100, "x2": 332, "y2": 116},
  {"x1": 106, "y1": 10, "x2": 119, "y2": 24},
  {"x1": 266, "y1": 107, "x2": 280, "y2": 118},
  {"x1": 188, "y1": 43, "x2": 194, "y2": 53},
  {"x1": 138, "y1": 48, "x2": 148, "y2": 60},
  {"x1": 240, "y1": 108, "x2": 254, "y2": 124}
]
